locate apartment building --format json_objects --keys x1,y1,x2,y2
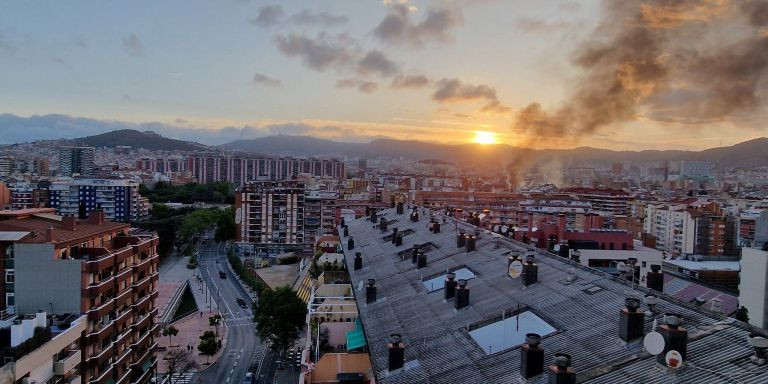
[
  {"x1": 58, "y1": 147, "x2": 95, "y2": 177},
  {"x1": 737, "y1": 208, "x2": 768, "y2": 249},
  {"x1": 304, "y1": 190, "x2": 338, "y2": 247},
  {"x1": 643, "y1": 201, "x2": 733, "y2": 258},
  {"x1": 187, "y1": 153, "x2": 345, "y2": 185},
  {"x1": 0, "y1": 208, "x2": 160, "y2": 384},
  {"x1": 235, "y1": 180, "x2": 307, "y2": 253},
  {"x1": 49, "y1": 178, "x2": 148, "y2": 222}
]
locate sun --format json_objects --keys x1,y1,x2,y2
[{"x1": 472, "y1": 131, "x2": 498, "y2": 145}]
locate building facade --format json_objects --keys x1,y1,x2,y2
[
  {"x1": 187, "y1": 154, "x2": 345, "y2": 186},
  {"x1": 58, "y1": 146, "x2": 95, "y2": 177},
  {"x1": 49, "y1": 179, "x2": 148, "y2": 222},
  {"x1": 235, "y1": 181, "x2": 306, "y2": 252}
]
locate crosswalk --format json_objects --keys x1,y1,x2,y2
[
  {"x1": 286, "y1": 347, "x2": 302, "y2": 368},
  {"x1": 166, "y1": 372, "x2": 195, "y2": 384}
]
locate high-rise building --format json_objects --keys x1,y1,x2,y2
[
  {"x1": 49, "y1": 179, "x2": 148, "y2": 222},
  {"x1": 187, "y1": 153, "x2": 345, "y2": 186},
  {"x1": 58, "y1": 146, "x2": 95, "y2": 177},
  {"x1": 235, "y1": 180, "x2": 306, "y2": 253},
  {"x1": 304, "y1": 190, "x2": 338, "y2": 246},
  {"x1": 0, "y1": 208, "x2": 160, "y2": 383}
]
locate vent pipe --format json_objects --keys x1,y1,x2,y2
[
  {"x1": 354, "y1": 252, "x2": 362, "y2": 271},
  {"x1": 619, "y1": 298, "x2": 645, "y2": 342},
  {"x1": 380, "y1": 217, "x2": 388, "y2": 233},
  {"x1": 45, "y1": 225, "x2": 55, "y2": 243},
  {"x1": 656, "y1": 314, "x2": 688, "y2": 368},
  {"x1": 647, "y1": 264, "x2": 664, "y2": 292},
  {"x1": 416, "y1": 251, "x2": 427, "y2": 269},
  {"x1": 394, "y1": 233, "x2": 403, "y2": 247},
  {"x1": 444, "y1": 273, "x2": 457, "y2": 300},
  {"x1": 432, "y1": 221, "x2": 441, "y2": 233},
  {"x1": 457, "y1": 231, "x2": 466, "y2": 248},
  {"x1": 391, "y1": 228, "x2": 398, "y2": 242},
  {"x1": 365, "y1": 279, "x2": 377, "y2": 304},
  {"x1": 523, "y1": 253, "x2": 538, "y2": 286},
  {"x1": 411, "y1": 245, "x2": 420, "y2": 264},
  {"x1": 521, "y1": 333, "x2": 544, "y2": 380},
  {"x1": 548, "y1": 353, "x2": 575, "y2": 384},
  {"x1": 466, "y1": 235, "x2": 476, "y2": 252},
  {"x1": 388, "y1": 334, "x2": 405, "y2": 371},
  {"x1": 347, "y1": 236, "x2": 355, "y2": 251},
  {"x1": 748, "y1": 333, "x2": 768, "y2": 366},
  {"x1": 455, "y1": 279, "x2": 469, "y2": 309},
  {"x1": 343, "y1": 225, "x2": 349, "y2": 237}
]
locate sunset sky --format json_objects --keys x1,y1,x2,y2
[{"x1": 0, "y1": 0, "x2": 766, "y2": 149}]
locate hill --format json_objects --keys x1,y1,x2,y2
[{"x1": 76, "y1": 129, "x2": 205, "y2": 151}]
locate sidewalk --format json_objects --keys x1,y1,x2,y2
[{"x1": 156, "y1": 255, "x2": 227, "y2": 373}]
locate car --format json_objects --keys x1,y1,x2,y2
[
  {"x1": 236, "y1": 298, "x2": 248, "y2": 308},
  {"x1": 219, "y1": 271, "x2": 227, "y2": 279},
  {"x1": 243, "y1": 372, "x2": 254, "y2": 384}
]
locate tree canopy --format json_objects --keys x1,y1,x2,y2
[{"x1": 253, "y1": 286, "x2": 307, "y2": 355}]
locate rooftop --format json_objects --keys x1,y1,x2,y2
[
  {"x1": 343, "y1": 207, "x2": 768, "y2": 384},
  {"x1": 0, "y1": 213, "x2": 129, "y2": 246}
]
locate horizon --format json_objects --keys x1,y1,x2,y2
[{"x1": 1, "y1": 1, "x2": 767, "y2": 150}]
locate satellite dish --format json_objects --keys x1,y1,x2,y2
[
  {"x1": 508, "y1": 260, "x2": 524, "y2": 279},
  {"x1": 643, "y1": 332, "x2": 665, "y2": 356},
  {"x1": 554, "y1": 244, "x2": 561, "y2": 252},
  {"x1": 501, "y1": 225, "x2": 509, "y2": 233},
  {"x1": 532, "y1": 227, "x2": 538, "y2": 232},
  {"x1": 665, "y1": 350, "x2": 683, "y2": 368},
  {"x1": 493, "y1": 225, "x2": 500, "y2": 232}
]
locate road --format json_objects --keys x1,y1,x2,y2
[{"x1": 192, "y1": 232, "x2": 275, "y2": 384}]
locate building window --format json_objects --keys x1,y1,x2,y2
[
  {"x1": 6, "y1": 293, "x2": 14, "y2": 307},
  {"x1": 5, "y1": 270, "x2": 14, "y2": 283}
]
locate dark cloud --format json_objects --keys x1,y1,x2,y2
[
  {"x1": 372, "y1": 3, "x2": 463, "y2": 48},
  {"x1": 390, "y1": 74, "x2": 430, "y2": 88},
  {"x1": 432, "y1": 78, "x2": 497, "y2": 103},
  {"x1": 274, "y1": 33, "x2": 356, "y2": 71},
  {"x1": 290, "y1": 9, "x2": 348, "y2": 26},
  {"x1": 121, "y1": 34, "x2": 144, "y2": 57},
  {"x1": 357, "y1": 50, "x2": 399, "y2": 77},
  {"x1": 251, "y1": 4, "x2": 285, "y2": 28},
  {"x1": 252, "y1": 72, "x2": 282, "y2": 87}
]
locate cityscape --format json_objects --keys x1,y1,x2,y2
[{"x1": 2, "y1": 1, "x2": 768, "y2": 384}]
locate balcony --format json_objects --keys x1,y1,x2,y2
[
  {"x1": 86, "y1": 321, "x2": 114, "y2": 344},
  {"x1": 66, "y1": 376, "x2": 81, "y2": 384},
  {"x1": 87, "y1": 298, "x2": 115, "y2": 320},
  {"x1": 54, "y1": 349, "x2": 82, "y2": 375},
  {"x1": 86, "y1": 277, "x2": 115, "y2": 297},
  {"x1": 87, "y1": 363, "x2": 113, "y2": 384}
]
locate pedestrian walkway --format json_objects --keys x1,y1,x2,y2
[{"x1": 166, "y1": 372, "x2": 195, "y2": 384}]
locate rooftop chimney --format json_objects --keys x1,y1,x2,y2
[
  {"x1": 548, "y1": 353, "x2": 575, "y2": 384},
  {"x1": 410, "y1": 211, "x2": 419, "y2": 222},
  {"x1": 416, "y1": 251, "x2": 427, "y2": 269},
  {"x1": 444, "y1": 272, "x2": 457, "y2": 300},
  {"x1": 388, "y1": 334, "x2": 405, "y2": 372},
  {"x1": 366, "y1": 279, "x2": 377, "y2": 304},
  {"x1": 45, "y1": 225, "x2": 55, "y2": 243},
  {"x1": 748, "y1": 333, "x2": 768, "y2": 366},
  {"x1": 656, "y1": 314, "x2": 688, "y2": 368},
  {"x1": 523, "y1": 253, "x2": 538, "y2": 286},
  {"x1": 457, "y1": 231, "x2": 466, "y2": 248},
  {"x1": 347, "y1": 236, "x2": 355, "y2": 251},
  {"x1": 343, "y1": 225, "x2": 349, "y2": 237},
  {"x1": 432, "y1": 221, "x2": 441, "y2": 233},
  {"x1": 354, "y1": 252, "x2": 362, "y2": 271},
  {"x1": 394, "y1": 233, "x2": 403, "y2": 247},
  {"x1": 62, "y1": 215, "x2": 77, "y2": 231},
  {"x1": 455, "y1": 279, "x2": 469, "y2": 310},
  {"x1": 521, "y1": 333, "x2": 544, "y2": 380},
  {"x1": 647, "y1": 264, "x2": 664, "y2": 292},
  {"x1": 88, "y1": 207, "x2": 105, "y2": 225},
  {"x1": 619, "y1": 298, "x2": 645, "y2": 343},
  {"x1": 557, "y1": 214, "x2": 566, "y2": 242},
  {"x1": 396, "y1": 202, "x2": 404, "y2": 215},
  {"x1": 411, "y1": 245, "x2": 420, "y2": 264},
  {"x1": 392, "y1": 228, "x2": 398, "y2": 242},
  {"x1": 466, "y1": 235, "x2": 476, "y2": 253},
  {"x1": 380, "y1": 217, "x2": 388, "y2": 233}
]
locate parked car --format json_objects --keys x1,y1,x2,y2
[
  {"x1": 236, "y1": 298, "x2": 249, "y2": 308},
  {"x1": 243, "y1": 372, "x2": 254, "y2": 384},
  {"x1": 219, "y1": 271, "x2": 227, "y2": 279}
]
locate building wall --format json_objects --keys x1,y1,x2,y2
[
  {"x1": 739, "y1": 247, "x2": 768, "y2": 329},
  {"x1": 14, "y1": 243, "x2": 82, "y2": 314}
]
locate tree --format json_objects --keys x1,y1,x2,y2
[
  {"x1": 735, "y1": 306, "x2": 750, "y2": 322},
  {"x1": 198, "y1": 331, "x2": 217, "y2": 363},
  {"x1": 209, "y1": 314, "x2": 222, "y2": 337},
  {"x1": 214, "y1": 207, "x2": 236, "y2": 243},
  {"x1": 165, "y1": 348, "x2": 197, "y2": 383},
  {"x1": 253, "y1": 286, "x2": 307, "y2": 357},
  {"x1": 162, "y1": 325, "x2": 179, "y2": 347}
]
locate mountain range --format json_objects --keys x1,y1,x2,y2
[{"x1": 70, "y1": 129, "x2": 768, "y2": 168}]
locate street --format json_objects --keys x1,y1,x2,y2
[{"x1": 191, "y1": 233, "x2": 276, "y2": 384}]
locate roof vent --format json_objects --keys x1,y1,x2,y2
[
  {"x1": 549, "y1": 353, "x2": 575, "y2": 384},
  {"x1": 354, "y1": 252, "x2": 362, "y2": 271},
  {"x1": 343, "y1": 225, "x2": 349, "y2": 237},
  {"x1": 748, "y1": 333, "x2": 768, "y2": 366},
  {"x1": 656, "y1": 314, "x2": 687, "y2": 368},
  {"x1": 396, "y1": 202, "x2": 404, "y2": 215},
  {"x1": 523, "y1": 253, "x2": 538, "y2": 287},
  {"x1": 380, "y1": 217, "x2": 388, "y2": 233},
  {"x1": 410, "y1": 245, "x2": 420, "y2": 264},
  {"x1": 647, "y1": 264, "x2": 663, "y2": 292},
  {"x1": 366, "y1": 279, "x2": 377, "y2": 304},
  {"x1": 416, "y1": 251, "x2": 427, "y2": 269},
  {"x1": 455, "y1": 279, "x2": 470, "y2": 309},
  {"x1": 619, "y1": 298, "x2": 645, "y2": 343},
  {"x1": 521, "y1": 333, "x2": 544, "y2": 380},
  {"x1": 466, "y1": 235, "x2": 476, "y2": 253},
  {"x1": 456, "y1": 231, "x2": 466, "y2": 248},
  {"x1": 394, "y1": 233, "x2": 403, "y2": 247},
  {"x1": 347, "y1": 236, "x2": 355, "y2": 251},
  {"x1": 388, "y1": 334, "x2": 405, "y2": 372},
  {"x1": 444, "y1": 273, "x2": 457, "y2": 300}
]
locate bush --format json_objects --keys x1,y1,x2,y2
[
  {"x1": 187, "y1": 254, "x2": 198, "y2": 269},
  {"x1": 228, "y1": 253, "x2": 265, "y2": 296}
]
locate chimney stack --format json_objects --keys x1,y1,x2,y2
[
  {"x1": 619, "y1": 298, "x2": 645, "y2": 343},
  {"x1": 62, "y1": 215, "x2": 77, "y2": 231},
  {"x1": 45, "y1": 225, "x2": 55, "y2": 243},
  {"x1": 411, "y1": 245, "x2": 420, "y2": 264},
  {"x1": 354, "y1": 252, "x2": 362, "y2": 271},
  {"x1": 444, "y1": 272, "x2": 457, "y2": 300},
  {"x1": 370, "y1": 211, "x2": 377, "y2": 223},
  {"x1": 521, "y1": 333, "x2": 544, "y2": 380},
  {"x1": 466, "y1": 235, "x2": 476, "y2": 253},
  {"x1": 748, "y1": 333, "x2": 768, "y2": 366},
  {"x1": 365, "y1": 279, "x2": 377, "y2": 304},
  {"x1": 523, "y1": 253, "x2": 538, "y2": 286},
  {"x1": 646, "y1": 264, "x2": 664, "y2": 292},
  {"x1": 416, "y1": 251, "x2": 427, "y2": 269},
  {"x1": 455, "y1": 279, "x2": 469, "y2": 310},
  {"x1": 432, "y1": 221, "x2": 441, "y2": 233},
  {"x1": 347, "y1": 236, "x2": 355, "y2": 251},
  {"x1": 394, "y1": 233, "x2": 403, "y2": 247},
  {"x1": 343, "y1": 225, "x2": 349, "y2": 237},
  {"x1": 388, "y1": 334, "x2": 405, "y2": 372},
  {"x1": 457, "y1": 231, "x2": 466, "y2": 248},
  {"x1": 88, "y1": 208, "x2": 105, "y2": 225},
  {"x1": 396, "y1": 202, "x2": 404, "y2": 215},
  {"x1": 656, "y1": 314, "x2": 688, "y2": 368},
  {"x1": 548, "y1": 353, "x2": 575, "y2": 384},
  {"x1": 380, "y1": 217, "x2": 388, "y2": 233},
  {"x1": 392, "y1": 228, "x2": 398, "y2": 242},
  {"x1": 410, "y1": 210, "x2": 419, "y2": 223}
]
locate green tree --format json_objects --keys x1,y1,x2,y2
[
  {"x1": 209, "y1": 314, "x2": 222, "y2": 337},
  {"x1": 162, "y1": 325, "x2": 179, "y2": 347},
  {"x1": 214, "y1": 207, "x2": 236, "y2": 243},
  {"x1": 198, "y1": 331, "x2": 217, "y2": 363},
  {"x1": 253, "y1": 286, "x2": 307, "y2": 356},
  {"x1": 735, "y1": 306, "x2": 750, "y2": 322}
]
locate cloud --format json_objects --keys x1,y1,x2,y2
[
  {"x1": 252, "y1": 72, "x2": 282, "y2": 87},
  {"x1": 121, "y1": 34, "x2": 145, "y2": 57},
  {"x1": 274, "y1": 33, "x2": 357, "y2": 71},
  {"x1": 335, "y1": 78, "x2": 378, "y2": 93},
  {"x1": 372, "y1": 3, "x2": 463, "y2": 48},
  {"x1": 515, "y1": 17, "x2": 572, "y2": 33},
  {"x1": 432, "y1": 78, "x2": 498, "y2": 103},
  {"x1": 358, "y1": 81, "x2": 378, "y2": 93},
  {"x1": 290, "y1": 9, "x2": 348, "y2": 26},
  {"x1": 250, "y1": 4, "x2": 285, "y2": 28},
  {"x1": 266, "y1": 123, "x2": 314, "y2": 136},
  {"x1": 390, "y1": 74, "x2": 430, "y2": 88},
  {"x1": 357, "y1": 50, "x2": 400, "y2": 76}
]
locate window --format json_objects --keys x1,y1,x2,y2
[
  {"x1": 6, "y1": 293, "x2": 14, "y2": 307},
  {"x1": 5, "y1": 270, "x2": 14, "y2": 283}
]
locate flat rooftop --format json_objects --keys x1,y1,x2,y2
[
  {"x1": 665, "y1": 259, "x2": 741, "y2": 272},
  {"x1": 344, "y1": 207, "x2": 768, "y2": 384}
]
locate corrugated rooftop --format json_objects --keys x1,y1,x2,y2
[{"x1": 342, "y1": 206, "x2": 768, "y2": 384}]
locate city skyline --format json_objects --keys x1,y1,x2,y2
[{"x1": 2, "y1": 0, "x2": 767, "y2": 150}]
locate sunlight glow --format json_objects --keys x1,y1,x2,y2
[{"x1": 472, "y1": 131, "x2": 498, "y2": 145}]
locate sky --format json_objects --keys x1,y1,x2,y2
[{"x1": 0, "y1": 0, "x2": 766, "y2": 150}]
